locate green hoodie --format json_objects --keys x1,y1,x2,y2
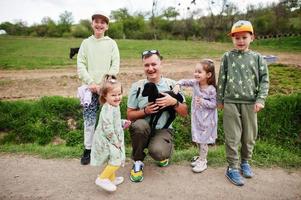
[
  {"x1": 217, "y1": 49, "x2": 269, "y2": 105},
  {"x1": 77, "y1": 35, "x2": 120, "y2": 85}
]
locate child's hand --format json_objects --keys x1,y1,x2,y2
[
  {"x1": 254, "y1": 103, "x2": 264, "y2": 113},
  {"x1": 195, "y1": 96, "x2": 202, "y2": 106},
  {"x1": 115, "y1": 142, "x2": 121, "y2": 148},
  {"x1": 217, "y1": 104, "x2": 224, "y2": 109},
  {"x1": 88, "y1": 83, "x2": 101, "y2": 94},
  {"x1": 122, "y1": 120, "x2": 131, "y2": 129},
  {"x1": 173, "y1": 84, "x2": 180, "y2": 94}
]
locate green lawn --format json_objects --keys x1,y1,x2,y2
[{"x1": 1, "y1": 35, "x2": 301, "y2": 69}]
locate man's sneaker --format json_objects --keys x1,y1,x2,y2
[
  {"x1": 130, "y1": 161, "x2": 144, "y2": 182},
  {"x1": 95, "y1": 178, "x2": 116, "y2": 192},
  {"x1": 158, "y1": 159, "x2": 169, "y2": 167},
  {"x1": 240, "y1": 162, "x2": 254, "y2": 178},
  {"x1": 192, "y1": 159, "x2": 207, "y2": 173},
  {"x1": 191, "y1": 156, "x2": 200, "y2": 167},
  {"x1": 225, "y1": 167, "x2": 244, "y2": 186},
  {"x1": 80, "y1": 149, "x2": 91, "y2": 165},
  {"x1": 112, "y1": 176, "x2": 124, "y2": 186}
]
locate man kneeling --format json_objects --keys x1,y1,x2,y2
[{"x1": 127, "y1": 50, "x2": 188, "y2": 182}]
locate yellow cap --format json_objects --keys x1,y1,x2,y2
[{"x1": 229, "y1": 20, "x2": 253, "y2": 36}]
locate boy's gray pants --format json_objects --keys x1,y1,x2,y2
[
  {"x1": 83, "y1": 93, "x2": 99, "y2": 150},
  {"x1": 129, "y1": 119, "x2": 173, "y2": 161},
  {"x1": 223, "y1": 103, "x2": 258, "y2": 169}
]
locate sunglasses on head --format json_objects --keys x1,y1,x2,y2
[
  {"x1": 203, "y1": 59, "x2": 214, "y2": 63},
  {"x1": 141, "y1": 49, "x2": 160, "y2": 59}
]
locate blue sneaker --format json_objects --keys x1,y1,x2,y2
[
  {"x1": 225, "y1": 167, "x2": 244, "y2": 186},
  {"x1": 240, "y1": 162, "x2": 254, "y2": 178}
]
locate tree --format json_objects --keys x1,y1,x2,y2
[
  {"x1": 163, "y1": 7, "x2": 180, "y2": 20},
  {"x1": 58, "y1": 11, "x2": 74, "y2": 35},
  {"x1": 111, "y1": 8, "x2": 131, "y2": 21}
]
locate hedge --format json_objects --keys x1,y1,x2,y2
[{"x1": 0, "y1": 94, "x2": 300, "y2": 150}]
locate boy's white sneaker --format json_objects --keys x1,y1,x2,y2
[
  {"x1": 95, "y1": 178, "x2": 116, "y2": 192},
  {"x1": 192, "y1": 160, "x2": 207, "y2": 173},
  {"x1": 112, "y1": 176, "x2": 124, "y2": 186}
]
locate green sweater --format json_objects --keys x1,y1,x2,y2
[
  {"x1": 77, "y1": 35, "x2": 120, "y2": 85},
  {"x1": 217, "y1": 49, "x2": 269, "y2": 105}
]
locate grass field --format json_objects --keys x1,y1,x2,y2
[{"x1": 0, "y1": 35, "x2": 301, "y2": 69}]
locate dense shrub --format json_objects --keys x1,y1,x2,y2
[
  {"x1": 257, "y1": 93, "x2": 301, "y2": 147},
  {"x1": 0, "y1": 96, "x2": 82, "y2": 145},
  {"x1": 0, "y1": 94, "x2": 300, "y2": 150}
]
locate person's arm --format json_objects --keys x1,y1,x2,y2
[
  {"x1": 126, "y1": 82, "x2": 154, "y2": 121},
  {"x1": 217, "y1": 53, "x2": 227, "y2": 109},
  {"x1": 256, "y1": 55, "x2": 269, "y2": 106},
  {"x1": 77, "y1": 40, "x2": 94, "y2": 85},
  {"x1": 127, "y1": 107, "x2": 146, "y2": 122},
  {"x1": 108, "y1": 41, "x2": 120, "y2": 75},
  {"x1": 156, "y1": 93, "x2": 188, "y2": 117},
  {"x1": 173, "y1": 79, "x2": 196, "y2": 94},
  {"x1": 200, "y1": 87, "x2": 217, "y2": 109}
]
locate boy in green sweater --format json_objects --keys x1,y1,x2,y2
[
  {"x1": 217, "y1": 20, "x2": 269, "y2": 186},
  {"x1": 77, "y1": 11, "x2": 120, "y2": 165}
]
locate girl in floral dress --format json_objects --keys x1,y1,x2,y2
[
  {"x1": 173, "y1": 59, "x2": 217, "y2": 173},
  {"x1": 91, "y1": 75, "x2": 131, "y2": 192}
]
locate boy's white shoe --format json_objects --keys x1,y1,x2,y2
[
  {"x1": 112, "y1": 176, "x2": 124, "y2": 186},
  {"x1": 192, "y1": 159, "x2": 207, "y2": 173},
  {"x1": 95, "y1": 178, "x2": 117, "y2": 192}
]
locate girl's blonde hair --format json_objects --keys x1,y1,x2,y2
[
  {"x1": 200, "y1": 59, "x2": 216, "y2": 88},
  {"x1": 99, "y1": 74, "x2": 122, "y2": 104}
]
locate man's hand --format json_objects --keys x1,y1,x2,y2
[
  {"x1": 144, "y1": 102, "x2": 160, "y2": 115},
  {"x1": 88, "y1": 83, "x2": 100, "y2": 94},
  {"x1": 254, "y1": 103, "x2": 264, "y2": 113},
  {"x1": 156, "y1": 92, "x2": 177, "y2": 108}
]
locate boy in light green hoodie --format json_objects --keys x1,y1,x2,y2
[
  {"x1": 77, "y1": 11, "x2": 120, "y2": 165},
  {"x1": 217, "y1": 20, "x2": 269, "y2": 186}
]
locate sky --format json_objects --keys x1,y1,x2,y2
[{"x1": 0, "y1": 0, "x2": 280, "y2": 25}]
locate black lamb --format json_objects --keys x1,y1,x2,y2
[
  {"x1": 69, "y1": 47, "x2": 80, "y2": 59},
  {"x1": 142, "y1": 82, "x2": 184, "y2": 135}
]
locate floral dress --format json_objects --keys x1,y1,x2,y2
[
  {"x1": 90, "y1": 103, "x2": 125, "y2": 166},
  {"x1": 177, "y1": 79, "x2": 217, "y2": 144}
]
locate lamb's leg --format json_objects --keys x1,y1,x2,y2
[
  {"x1": 151, "y1": 111, "x2": 163, "y2": 135},
  {"x1": 149, "y1": 115, "x2": 156, "y2": 136},
  {"x1": 163, "y1": 110, "x2": 176, "y2": 129}
]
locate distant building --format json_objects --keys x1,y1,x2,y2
[{"x1": 0, "y1": 30, "x2": 7, "y2": 35}]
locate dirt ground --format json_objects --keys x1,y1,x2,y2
[
  {"x1": 0, "y1": 154, "x2": 300, "y2": 200},
  {"x1": 0, "y1": 52, "x2": 300, "y2": 100}
]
